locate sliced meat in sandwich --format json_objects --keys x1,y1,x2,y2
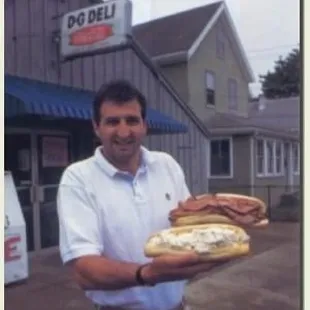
[{"x1": 169, "y1": 193, "x2": 268, "y2": 228}]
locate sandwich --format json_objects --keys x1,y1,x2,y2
[
  {"x1": 169, "y1": 193, "x2": 268, "y2": 228},
  {"x1": 144, "y1": 223, "x2": 250, "y2": 261}
]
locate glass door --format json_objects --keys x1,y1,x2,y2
[
  {"x1": 4, "y1": 133, "x2": 35, "y2": 252},
  {"x1": 36, "y1": 134, "x2": 71, "y2": 249}
]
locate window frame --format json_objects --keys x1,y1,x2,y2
[
  {"x1": 256, "y1": 138, "x2": 284, "y2": 177},
  {"x1": 266, "y1": 140, "x2": 274, "y2": 175},
  {"x1": 208, "y1": 137, "x2": 233, "y2": 179},
  {"x1": 256, "y1": 139, "x2": 264, "y2": 176},
  {"x1": 205, "y1": 70, "x2": 216, "y2": 106},
  {"x1": 275, "y1": 140, "x2": 283, "y2": 175}
]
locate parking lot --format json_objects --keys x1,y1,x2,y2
[
  {"x1": 5, "y1": 222, "x2": 300, "y2": 310},
  {"x1": 185, "y1": 222, "x2": 300, "y2": 309}
]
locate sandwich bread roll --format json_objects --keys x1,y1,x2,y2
[{"x1": 144, "y1": 224, "x2": 250, "y2": 261}]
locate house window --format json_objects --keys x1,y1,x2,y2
[
  {"x1": 275, "y1": 141, "x2": 283, "y2": 174},
  {"x1": 228, "y1": 78, "x2": 238, "y2": 109},
  {"x1": 256, "y1": 138, "x2": 284, "y2": 177},
  {"x1": 216, "y1": 25, "x2": 225, "y2": 59},
  {"x1": 266, "y1": 140, "x2": 274, "y2": 174},
  {"x1": 209, "y1": 138, "x2": 232, "y2": 177},
  {"x1": 205, "y1": 71, "x2": 215, "y2": 106},
  {"x1": 256, "y1": 139, "x2": 264, "y2": 175},
  {"x1": 292, "y1": 142, "x2": 300, "y2": 174}
]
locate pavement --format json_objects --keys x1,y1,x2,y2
[{"x1": 5, "y1": 222, "x2": 300, "y2": 310}]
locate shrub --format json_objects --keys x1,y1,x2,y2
[
  {"x1": 270, "y1": 203, "x2": 300, "y2": 222},
  {"x1": 278, "y1": 191, "x2": 300, "y2": 208}
]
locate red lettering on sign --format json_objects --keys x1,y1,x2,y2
[
  {"x1": 69, "y1": 24, "x2": 113, "y2": 46},
  {"x1": 5, "y1": 235, "x2": 22, "y2": 262}
]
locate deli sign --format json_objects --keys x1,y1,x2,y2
[{"x1": 60, "y1": 0, "x2": 132, "y2": 60}]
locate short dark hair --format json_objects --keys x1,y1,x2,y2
[{"x1": 93, "y1": 80, "x2": 147, "y2": 124}]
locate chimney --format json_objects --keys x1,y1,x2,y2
[{"x1": 258, "y1": 95, "x2": 266, "y2": 111}]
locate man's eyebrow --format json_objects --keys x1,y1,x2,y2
[
  {"x1": 105, "y1": 116, "x2": 120, "y2": 120},
  {"x1": 105, "y1": 115, "x2": 140, "y2": 119}
]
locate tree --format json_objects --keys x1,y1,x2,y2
[{"x1": 259, "y1": 48, "x2": 300, "y2": 99}]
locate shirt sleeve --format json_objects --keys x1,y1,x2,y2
[
  {"x1": 165, "y1": 154, "x2": 191, "y2": 202},
  {"x1": 57, "y1": 166, "x2": 103, "y2": 264},
  {"x1": 176, "y1": 163, "x2": 191, "y2": 202}
]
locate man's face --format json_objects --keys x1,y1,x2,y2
[{"x1": 93, "y1": 99, "x2": 147, "y2": 163}]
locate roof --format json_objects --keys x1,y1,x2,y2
[
  {"x1": 133, "y1": 1, "x2": 255, "y2": 82},
  {"x1": 41, "y1": 35, "x2": 211, "y2": 137},
  {"x1": 206, "y1": 112, "x2": 299, "y2": 140},
  {"x1": 207, "y1": 113, "x2": 252, "y2": 128},
  {"x1": 133, "y1": 1, "x2": 222, "y2": 58},
  {"x1": 248, "y1": 96, "x2": 300, "y2": 133},
  {"x1": 5, "y1": 75, "x2": 188, "y2": 134}
]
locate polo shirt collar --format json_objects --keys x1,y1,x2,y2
[{"x1": 94, "y1": 146, "x2": 156, "y2": 177}]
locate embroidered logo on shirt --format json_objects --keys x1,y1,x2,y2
[{"x1": 165, "y1": 193, "x2": 171, "y2": 200}]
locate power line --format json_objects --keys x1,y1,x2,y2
[
  {"x1": 248, "y1": 53, "x2": 300, "y2": 60},
  {"x1": 246, "y1": 43, "x2": 299, "y2": 54}
]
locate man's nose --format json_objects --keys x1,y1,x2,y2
[{"x1": 116, "y1": 120, "x2": 131, "y2": 138}]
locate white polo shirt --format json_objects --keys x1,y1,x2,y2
[{"x1": 57, "y1": 146, "x2": 191, "y2": 310}]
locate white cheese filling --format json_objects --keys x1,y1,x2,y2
[{"x1": 150, "y1": 227, "x2": 250, "y2": 254}]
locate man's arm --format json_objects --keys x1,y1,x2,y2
[
  {"x1": 69, "y1": 255, "x2": 142, "y2": 290},
  {"x1": 69, "y1": 252, "x2": 218, "y2": 291},
  {"x1": 57, "y1": 167, "x2": 147, "y2": 290}
]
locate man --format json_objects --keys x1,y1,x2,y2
[{"x1": 57, "y1": 80, "x2": 220, "y2": 310}]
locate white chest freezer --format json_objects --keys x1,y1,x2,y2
[{"x1": 5, "y1": 171, "x2": 29, "y2": 285}]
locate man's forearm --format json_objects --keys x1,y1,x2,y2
[{"x1": 72, "y1": 255, "x2": 143, "y2": 291}]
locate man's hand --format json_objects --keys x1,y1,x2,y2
[{"x1": 141, "y1": 253, "x2": 228, "y2": 285}]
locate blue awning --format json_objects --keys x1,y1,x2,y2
[{"x1": 5, "y1": 75, "x2": 188, "y2": 134}]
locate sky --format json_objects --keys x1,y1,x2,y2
[{"x1": 130, "y1": 0, "x2": 300, "y2": 96}]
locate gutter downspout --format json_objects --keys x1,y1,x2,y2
[{"x1": 250, "y1": 131, "x2": 257, "y2": 196}]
